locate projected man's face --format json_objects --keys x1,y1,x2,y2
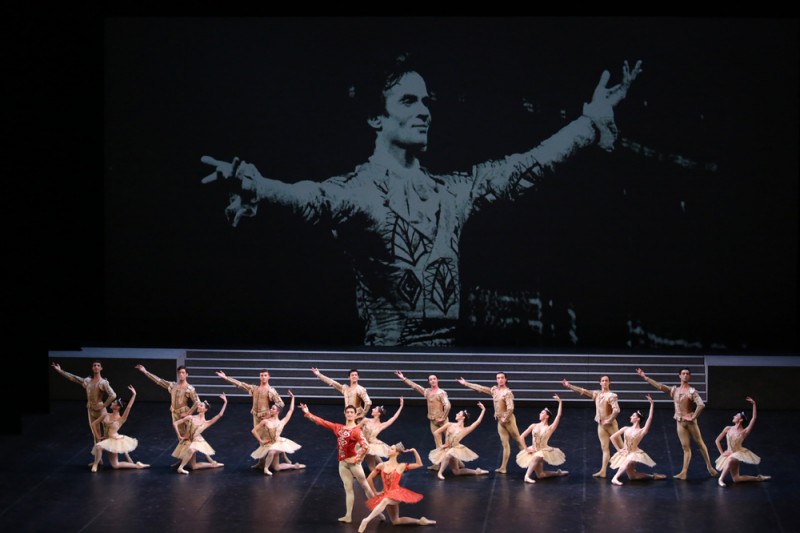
[{"x1": 377, "y1": 71, "x2": 432, "y2": 150}]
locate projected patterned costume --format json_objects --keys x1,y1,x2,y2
[{"x1": 201, "y1": 57, "x2": 642, "y2": 347}]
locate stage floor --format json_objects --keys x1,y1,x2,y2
[{"x1": 1, "y1": 401, "x2": 797, "y2": 533}]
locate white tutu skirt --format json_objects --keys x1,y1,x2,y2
[
  {"x1": 96, "y1": 434, "x2": 138, "y2": 454},
  {"x1": 368, "y1": 440, "x2": 391, "y2": 458},
  {"x1": 515, "y1": 446, "x2": 566, "y2": 468},
  {"x1": 610, "y1": 449, "x2": 655, "y2": 469},
  {"x1": 715, "y1": 448, "x2": 761, "y2": 470},
  {"x1": 251, "y1": 437, "x2": 302, "y2": 459},
  {"x1": 429, "y1": 444, "x2": 478, "y2": 465}
]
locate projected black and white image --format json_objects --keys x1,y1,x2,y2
[{"x1": 102, "y1": 18, "x2": 797, "y2": 352}]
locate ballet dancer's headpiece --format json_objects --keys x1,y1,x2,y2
[
  {"x1": 737, "y1": 411, "x2": 748, "y2": 423},
  {"x1": 543, "y1": 407, "x2": 553, "y2": 418},
  {"x1": 376, "y1": 405, "x2": 387, "y2": 416}
]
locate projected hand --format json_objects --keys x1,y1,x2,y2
[
  {"x1": 582, "y1": 60, "x2": 642, "y2": 151},
  {"x1": 200, "y1": 155, "x2": 264, "y2": 227}
]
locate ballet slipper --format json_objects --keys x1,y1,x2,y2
[
  {"x1": 419, "y1": 517, "x2": 436, "y2": 525},
  {"x1": 211, "y1": 462, "x2": 224, "y2": 468},
  {"x1": 652, "y1": 473, "x2": 666, "y2": 480},
  {"x1": 136, "y1": 462, "x2": 150, "y2": 469},
  {"x1": 757, "y1": 475, "x2": 771, "y2": 481},
  {"x1": 718, "y1": 478, "x2": 726, "y2": 487},
  {"x1": 91, "y1": 464, "x2": 98, "y2": 473},
  {"x1": 475, "y1": 468, "x2": 489, "y2": 475},
  {"x1": 437, "y1": 472, "x2": 446, "y2": 480},
  {"x1": 557, "y1": 469, "x2": 569, "y2": 476},
  {"x1": 611, "y1": 479, "x2": 622, "y2": 486},
  {"x1": 524, "y1": 477, "x2": 536, "y2": 484},
  {"x1": 177, "y1": 467, "x2": 189, "y2": 474},
  {"x1": 357, "y1": 519, "x2": 368, "y2": 533},
  {"x1": 294, "y1": 463, "x2": 306, "y2": 469},
  {"x1": 263, "y1": 468, "x2": 272, "y2": 476}
]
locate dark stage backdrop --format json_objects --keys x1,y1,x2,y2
[{"x1": 90, "y1": 17, "x2": 798, "y2": 352}]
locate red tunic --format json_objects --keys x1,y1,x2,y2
[
  {"x1": 306, "y1": 413, "x2": 367, "y2": 461},
  {"x1": 366, "y1": 469, "x2": 423, "y2": 509}
]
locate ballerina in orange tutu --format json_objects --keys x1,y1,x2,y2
[
  {"x1": 358, "y1": 443, "x2": 435, "y2": 533},
  {"x1": 715, "y1": 397, "x2": 770, "y2": 487}
]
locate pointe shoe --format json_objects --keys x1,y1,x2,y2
[
  {"x1": 212, "y1": 462, "x2": 224, "y2": 468},
  {"x1": 557, "y1": 469, "x2": 569, "y2": 476},
  {"x1": 757, "y1": 475, "x2": 771, "y2": 481},
  {"x1": 524, "y1": 477, "x2": 536, "y2": 484},
  {"x1": 652, "y1": 473, "x2": 666, "y2": 480},
  {"x1": 475, "y1": 468, "x2": 489, "y2": 475},
  {"x1": 136, "y1": 462, "x2": 150, "y2": 469},
  {"x1": 419, "y1": 517, "x2": 436, "y2": 526},
  {"x1": 718, "y1": 479, "x2": 726, "y2": 487},
  {"x1": 294, "y1": 463, "x2": 306, "y2": 469},
  {"x1": 437, "y1": 473, "x2": 446, "y2": 480},
  {"x1": 177, "y1": 467, "x2": 189, "y2": 475},
  {"x1": 91, "y1": 464, "x2": 98, "y2": 473},
  {"x1": 357, "y1": 519, "x2": 368, "y2": 533},
  {"x1": 263, "y1": 469, "x2": 273, "y2": 476},
  {"x1": 611, "y1": 479, "x2": 622, "y2": 486}
]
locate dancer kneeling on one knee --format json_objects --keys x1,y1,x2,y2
[
  {"x1": 429, "y1": 402, "x2": 489, "y2": 480},
  {"x1": 609, "y1": 395, "x2": 666, "y2": 485},
  {"x1": 173, "y1": 393, "x2": 227, "y2": 474},
  {"x1": 516, "y1": 394, "x2": 569, "y2": 484},
  {"x1": 715, "y1": 396, "x2": 770, "y2": 487}
]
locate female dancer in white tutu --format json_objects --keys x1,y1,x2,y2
[
  {"x1": 516, "y1": 394, "x2": 568, "y2": 483},
  {"x1": 251, "y1": 390, "x2": 306, "y2": 475},
  {"x1": 429, "y1": 402, "x2": 489, "y2": 480},
  {"x1": 715, "y1": 396, "x2": 770, "y2": 487},
  {"x1": 360, "y1": 397, "x2": 404, "y2": 472},
  {"x1": 358, "y1": 443, "x2": 435, "y2": 532},
  {"x1": 90, "y1": 385, "x2": 149, "y2": 472},
  {"x1": 173, "y1": 393, "x2": 227, "y2": 474},
  {"x1": 609, "y1": 394, "x2": 666, "y2": 485}
]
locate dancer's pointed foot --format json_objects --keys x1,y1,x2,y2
[
  {"x1": 556, "y1": 469, "x2": 569, "y2": 476},
  {"x1": 338, "y1": 516, "x2": 352, "y2": 523},
  {"x1": 211, "y1": 462, "x2": 224, "y2": 468},
  {"x1": 524, "y1": 476, "x2": 536, "y2": 484},
  {"x1": 475, "y1": 468, "x2": 489, "y2": 475},
  {"x1": 136, "y1": 462, "x2": 150, "y2": 469},
  {"x1": 294, "y1": 463, "x2": 306, "y2": 469},
  {"x1": 437, "y1": 472, "x2": 445, "y2": 480},
  {"x1": 718, "y1": 478, "x2": 726, "y2": 487},
  {"x1": 177, "y1": 467, "x2": 189, "y2": 475},
  {"x1": 418, "y1": 517, "x2": 436, "y2": 526},
  {"x1": 652, "y1": 473, "x2": 666, "y2": 480},
  {"x1": 357, "y1": 519, "x2": 368, "y2": 533},
  {"x1": 611, "y1": 479, "x2": 623, "y2": 486},
  {"x1": 263, "y1": 468, "x2": 272, "y2": 476},
  {"x1": 91, "y1": 464, "x2": 98, "y2": 473},
  {"x1": 592, "y1": 471, "x2": 606, "y2": 478},
  {"x1": 757, "y1": 475, "x2": 771, "y2": 482}
]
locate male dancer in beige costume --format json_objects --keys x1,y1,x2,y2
[
  {"x1": 216, "y1": 369, "x2": 289, "y2": 467},
  {"x1": 395, "y1": 370, "x2": 452, "y2": 469},
  {"x1": 312, "y1": 367, "x2": 372, "y2": 420},
  {"x1": 136, "y1": 364, "x2": 213, "y2": 465},
  {"x1": 457, "y1": 372, "x2": 526, "y2": 473},
  {"x1": 561, "y1": 375, "x2": 620, "y2": 478},
  {"x1": 636, "y1": 367, "x2": 718, "y2": 479}
]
